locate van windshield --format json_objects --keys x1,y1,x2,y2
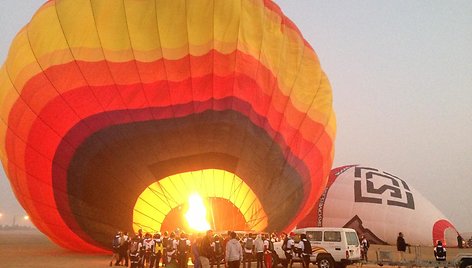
[{"x1": 345, "y1": 232, "x2": 360, "y2": 246}]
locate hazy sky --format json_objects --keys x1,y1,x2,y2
[{"x1": 0, "y1": 1, "x2": 471, "y2": 232}]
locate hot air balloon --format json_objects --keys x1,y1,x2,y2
[
  {"x1": 298, "y1": 165, "x2": 459, "y2": 246},
  {"x1": 0, "y1": 0, "x2": 335, "y2": 252}
]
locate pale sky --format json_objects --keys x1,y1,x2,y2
[{"x1": 0, "y1": 1, "x2": 471, "y2": 232}]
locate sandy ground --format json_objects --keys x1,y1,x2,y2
[
  {"x1": 1, "y1": 230, "x2": 471, "y2": 268},
  {"x1": 0, "y1": 230, "x2": 105, "y2": 267}
]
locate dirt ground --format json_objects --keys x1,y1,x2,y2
[
  {"x1": 0, "y1": 230, "x2": 105, "y2": 267},
  {"x1": 1, "y1": 230, "x2": 471, "y2": 268}
]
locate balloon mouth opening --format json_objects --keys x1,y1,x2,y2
[{"x1": 132, "y1": 169, "x2": 268, "y2": 234}]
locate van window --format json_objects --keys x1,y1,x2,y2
[
  {"x1": 307, "y1": 231, "x2": 322, "y2": 242},
  {"x1": 345, "y1": 232, "x2": 360, "y2": 246},
  {"x1": 324, "y1": 231, "x2": 341, "y2": 242}
]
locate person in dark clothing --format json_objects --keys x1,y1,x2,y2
[
  {"x1": 191, "y1": 235, "x2": 202, "y2": 268},
  {"x1": 396, "y1": 232, "x2": 409, "y2": 261},
  {"x1": 242, "y1": 233, "x2": 254, "y2": 268},
  {"x1": 211, "y1": 234, "x2": 224, "y2": 268},
  {"x1": 434, "y1": 240, "x2": 447, "y2": 261},
  {"x1": 177, "y1": 232, "x2": 191, "y2": 268},
  {"x1": 199, "y1": 230, "x2": 214, "y2": 268},
  {"x1": 162, "y1": 231, "x2": 169, "y2": 267},
  {"x1": 281, "y1": 232, "x2": 295, "y2": 268},
  {"x1": 298, "y1": 233, "x2": 311, "y2": 268},
  {"x1": 129, "y1": 235, "x2": 143, "y2": 268},
  {"x1": 457, "y1": 235, "x2": 463, "y2": 248},
  {"x1": 110, "y1": 231, "x2": 123, "y2": 266},
  {"x1": 119, "y1": 232, "x2": 130, "y2": 267},
  {"x1": 151, "y1": 233, "x2": 164, "y2": 268}
]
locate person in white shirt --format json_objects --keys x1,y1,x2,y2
[
  {"x1": 254, "y1": 234, "x2": 264, "y2": 268},
  {"x1": 225, "y1": 231, "x2": 243, "y2": 268},
  {"x1": 263, "y1": 234, "x2": 273, "y2": 268},
  {"x1": 281, "y1": 232, "x2": 295, "y2": 268},
  {"x1": 297, "y1": 234, "x2": 311, "y2": 268}
]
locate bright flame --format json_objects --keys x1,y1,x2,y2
[
  {"x1": 23, "y1": 215, "x2": 29, "y2": 220},
  {"x1": 185, "y1": 193, "x2": 210, "y2": 232}
]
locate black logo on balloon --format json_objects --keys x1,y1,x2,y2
[{"x1": 353, "y1": 167, "x2": 415, "y2": 209}]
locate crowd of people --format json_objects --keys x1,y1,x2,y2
[
  {"x1": 110, "y1": 229, "x2": 464, "y2": 268},
  {"x1": 109, "y1": 229, "x2": 292, "y2": 268},
  {"x1": 359, "y1": 232, "x2": 450, "y2": 263},
  {"x1": 396, "y1": 232, "x2": 448, "y2": 262},
  {"x1": 109, "y1": 229, "x2": 316, "y2": 268}
]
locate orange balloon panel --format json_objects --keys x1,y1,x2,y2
[{"x1": 0, "y1": 0, "x2": 335, "y2": 252}]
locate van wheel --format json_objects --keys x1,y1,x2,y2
[
  {"x1": 317, "y1": 256, "x2": 334, "y2": 268},
  {"x1": 460, "y1": 258, "x2": 472, "y2": 268}
]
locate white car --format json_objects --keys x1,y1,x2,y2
[{"x1": 273, "y1": 227, "x2": 361, "y2": 268}]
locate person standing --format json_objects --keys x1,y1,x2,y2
[
  {"x1": 162, "y1": 231, "x2": 170, "y2": 267},
  {"x1": 263, "y1": 234, "x2": 273, "y2": 268},
  {"x1": 396, "y1": 232, "x2": 409, "y2": 262},
  {"x1": 200, "y1": 230, "x2": 215, "y2": 268},
  {"x1": 129, "y1": 235, "x2": 144, "y2": 268},
  {"x1": 242, "y1": 233, "x2": 254, "y2": 268},
  {"x1": 457, "y1": 235, "x2": 464, "y2": 248},
  {"x1": 360, "y1": 235, "x2": 369, "y2": 262},
  {"x1": 225, "y1": 231, "x2": 243, "y2": 268},
  {"x1": 211, "y1": 234, "x2": 224, "y2": 268},
  {"x1": 143, "y1": 233, "x2": 156, "y2": 268},
  {"x1": 110, "y1": 231, "x2": 123, "y2": 266},
  {"x1": 166, "y1": 232, "x2": 177, "y2": 267},
  {"x1": 151, "y1": 233, "x2": 164, "y2": 268},
  {"x1": 176, "y1": 232, "x2": 191, "y2": 268},
  {"x1": 281, "y1": 232, "x2": 295, "y2": 268},
  {"x1": 191, "y1": 235, "x2": 202, "y2": 268},
  {"x1": 254, "y1": 234, "x2": 264, "y2": 268},
  {"x1": 121, "y1": 232, "x2": 130, "y2": 267},
  {"x1": 222, "y1": 231, "x2": 232, "y2": 268},
  {"x1": 298, "y1": 234, "x2": 311, "y2": 268},
  {"x1": 434, "y1": 240, "x2": 447, "y2": 261}
]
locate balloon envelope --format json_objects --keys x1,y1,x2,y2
[
  {"x1": 298, "y1": 165, "x2": 458, "y2": 246},
  {"x1": 0, "y1": 0, "x2": 335, "y2": 251}
]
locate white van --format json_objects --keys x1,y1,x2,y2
[{"x1": 274, "y1": 227, "x2": 361, "y2": 268}]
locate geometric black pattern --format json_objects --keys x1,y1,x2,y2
[
  {"x1": 343, "y1": 215, "x2": 388, "y2": 245},
  {"x1": 353, "y1": 166, "x2": 415, "y2": 209}
]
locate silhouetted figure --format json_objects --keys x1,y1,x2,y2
[
  {"x1": 396, "y1": 232, "x2": 409, "y2": 262},
  {"x1": 457, "y1": 235, "x2": 463, "y2": 248}
]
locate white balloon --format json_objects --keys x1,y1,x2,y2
[{"x1": 298, "y1": 165, "x2": 459, "y2": 246}]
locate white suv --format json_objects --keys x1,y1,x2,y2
[{"x1": 273, "y1": 227, "x2": 361, "y2": 268}]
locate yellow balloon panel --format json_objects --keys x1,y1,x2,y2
[{"x1": 133, "y1": 169, "x2": 267, "y2": 233}]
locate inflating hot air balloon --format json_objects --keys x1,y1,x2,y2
[
  {"x1": 298, "y1": 165, "x2": 459, "y2": 246},
  {"x1": 0, "y1": 0, "x2": 335, "y2": 252}
]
